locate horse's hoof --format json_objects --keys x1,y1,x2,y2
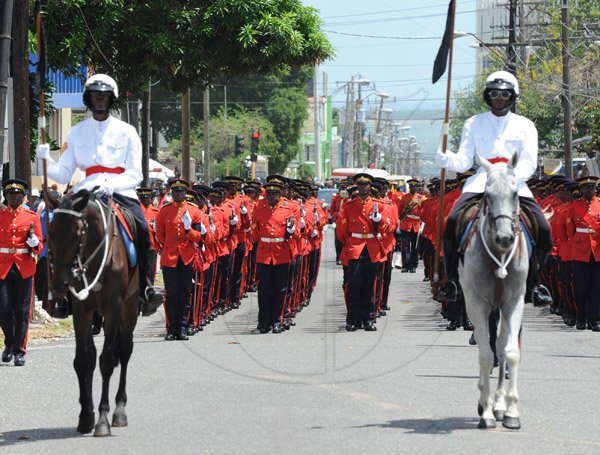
[
  {"x1": 494, "y1": 409, "x2": 505, "y2": 422},
  {"x1": 478, "y1": 418, "x2": 497, "y2": 429},
  {"x1": 502, "y1": 416, "x2": 521, "y2": 430},
  {"x1": 93, "y1": 423, "x2": 111, "y2": 437},
  {"x1": 477, "y1": 403, "x2": 483, "y2": 416},
  {"x1": 112, "y1": 413, "x2": 128, "y2": 427},
  {"x1": 77, "y1": 412, "x2": 95, "y2": 434}
]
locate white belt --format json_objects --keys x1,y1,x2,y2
[
  {"x1": 576, "y1": 228, "x2": 595, "y2": 234},
  {"x1": 407, "y1": 215, "x2": 420, "y2": 220},
  {"x1": 261, "y1": 237, "x2": 285, "y2": 243},
  {"x1": 0, "y1": 247, "x2": 29, "y2": 254},
  {"x1": 351, "y1": 233, "x2": 374, "y2": 239}
]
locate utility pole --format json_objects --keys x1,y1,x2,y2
[
  {"x1": 11, "y1": 0, "x2": 29, "y2": 182},
  {"x1": 181, "y1": 87, "x2": 191, "y2": 180},
  {"x1": 313, "y1": 61, "x2": 321, "y2": 181},
  {"x1": 561, "y1": 0, "x2": 573, "y2": 180},
  {"x1": 0, "y1": 0, "x2": 13, "y2": 163},
  {"x1": 342, "y1": 77, "x2": 354, "y2": 168},
  {"x1": 507, "y1": 2, "x2": 518, "y2": 72},
  {"x1": 141, "y1": 78, "x2": 151, "y2": 185},
  {"x1": 518, "y1": 0, "x2": 527, "y2": 68},
  {"x1": 203, "y1": 87, "x2": 211, "y2": 183}
]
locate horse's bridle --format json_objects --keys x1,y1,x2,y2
[
  {"x1": 53, "y1": 197, "x2": 114, "y2": 300},
  {"x1": 479, "y1": 193, "x2": 521, "y2": 279}
]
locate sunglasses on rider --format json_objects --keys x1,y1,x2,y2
[{"x1": 489, "y1": 90, "x2": 512, "y2": 100}]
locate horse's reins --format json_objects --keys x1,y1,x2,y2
[
  {"x1": 478, "y1": 195, "x2": 521, "y2": 280},
  {"x1": 54, "y1": 196, "x2": 114, "y2": 300}
]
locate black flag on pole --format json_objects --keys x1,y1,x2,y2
[{"x1": 432, "y1": 0, "x2": 455, "y2": 84}]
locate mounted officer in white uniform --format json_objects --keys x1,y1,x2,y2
[
  {"x1": 37, "y1": 74, "x2": 164, "y2": 315},
  {"x1": 435, "y1": 71, "x2": 553, "y2": 305}
]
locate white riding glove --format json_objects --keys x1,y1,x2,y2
[
  {"x1": 94, "y1": 181, "x2": 114, "y2": 196},
  {"x1": 240, "y1": 203, "x2": 248, "y2": 215},
  {"x1": 286, "y1": 225, "x2": 295, "y2": 235},
  {"x1": 435, "y1": 149, "x2": 450, "y2": 169},
  {"x1": 300, "y1": 217, "x2": 306, "y2": 229},
  {"x1": 199, "y1": 222, "x2": 207, "y2": 235},
  {"x1": 26, "y1": 235, "x2": 40, "y2": 248},
  {"x1": 370, "y1": 211, "x2": 382, "y2": 223},
  {"x1": 182, "y1": 210, "x2": 192, "y2": 230},
  {"x1": 311, "y1": 229, "x2": 318, "y2": 238},
  {"x1": 37, "y1": 143, "x2": 51, "y2": 160},
  {"x1": 230, "y1": 214, "x2": 239, "y2": 226}
]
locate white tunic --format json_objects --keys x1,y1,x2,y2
[
  {"x1": 46, "y1": 116, "x2": 142, "y2": 199},
  {"x1": 443, "y1": 111, "x2": 538, "y2": 197}
]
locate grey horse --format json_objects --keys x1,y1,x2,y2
[{"x1": 459, "y1": 153, "x2": 528, "y2": 430}]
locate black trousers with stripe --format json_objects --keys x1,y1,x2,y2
[{"x1": 0, "y1": 265, "x2": 34, "y2": 356}]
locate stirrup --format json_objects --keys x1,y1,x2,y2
[
  {"x1": 532, "y1": 284, "x2": 552, "y2": 307},
  {"x1": 436, "y1": 281, "x2": 460, "y2": 303}
]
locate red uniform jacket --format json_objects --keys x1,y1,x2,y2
[
  {"x1": 329, "y1": 193, "x2": 342, "y2": 222},
  {"x1": 336, "y1": 197, "x2": 390, "y2": 263},
  {"x1": 381, "y1": 197, "x2": 398, "y2": 254},
  {"x1": 0, "y1": 206, "x2": 43, "y2": 279},
  {"x1": 156, "y1": 201, "x2": 204, "y2": 267},
  {"x1": 399, "y1": 193, "x2": 425, "y2": 232},
  {"x1": 142, "y1": 204, "x2": 160, "y2": 249},
  {"x1": 251, "y1": 198, "x2": 299, "y2": 265},
  {"x1": 565, "y1": 197, "x2": 600, "y2": 262}
]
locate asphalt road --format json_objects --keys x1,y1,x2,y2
[{"x1": 1, "y1": 231, "x2": 599, "y2": 454}]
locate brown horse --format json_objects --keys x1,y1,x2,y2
[{"x1": 49, "y1": 190, "x2": 139, "y2": 437}]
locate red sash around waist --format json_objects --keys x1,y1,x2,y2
[
  {"x1": 86, "y1": 165, "x2": 125, "y2": 176},
  {"x1": 488, "y1": 157, "x2": 509, "y2": 164}
]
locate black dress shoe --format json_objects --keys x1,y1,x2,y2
[
  {"x1": 345, "y1": 323, "x2": 358, "y2": 332},
  {"x1": 591, "y1": 322, "x2": 600, "y2": 332},
  {"x1": 401, "y1": 268, "x2": 408, "y2": 273},
  {"x1": 2, "y1": 348, "x2": 13, "y2": 363},
  {"x1": 363, "y1": 320, "x2": 377, "y2": 331},
  {"x1": 257, "y1": 325, "x2": 271, "y2": 334},
  {"x1": 576, "y1": 322, "x2": 587, "y2": 330},
  {"x1": 164, "y1": 333, "x2": 176, "y2": 341},
  {"x1": 446, "y1": 321, "x2": 459, "y2": 331},
  {"x1": 176, "y1": 333, "x2": 189, "y2": 341},
  {"x1": 13, "y1": 354, "x2": 25, "y2": 366},
  {"x1": 272, "y1": 323, "x2": 283, "y2": 334},
  {"x1": 409, "y1": 268, "x2": 416, "y2": 273},
  {"x1": 422, "y1": 276, "x2": 429, "y2": 282}
]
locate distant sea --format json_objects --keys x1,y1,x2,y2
[{"x1": 403, "y1": 119, "x2": 444, "y2": 178}]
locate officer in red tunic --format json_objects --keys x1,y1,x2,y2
[
  {"x1": 251, "y1": 181, "x2": 299, "y2": 333},
  {"x1": 564, "y1": 176, "x2": 600, "y2": 331},
  {"x1": 0, "y1": 180, "x2": 43, "y2": 366},
  {"x1": 137, "y1": 187, "x2": 160, "y2": 290},
  {"x1": 336, "y1": 173, "x2": 391, "y2": 331},
  {"x1": 155, "y1": 179, "x2": 205, "y2": 340},
  {"x1": 398, "y1": 178, "x2": 425, "y2": 273}
]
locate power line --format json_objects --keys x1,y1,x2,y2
[{"x1": 323, "y1": 30, "x2": 442, "y2": 40}]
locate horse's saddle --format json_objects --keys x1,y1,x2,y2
[
  {"x1": 455, "y1": 197, "x2": 536, "y2": 259},
  {"x1": 111, "y1": 201, "x2": 138, "y2": 268}
]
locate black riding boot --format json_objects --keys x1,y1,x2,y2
[
  {"x1": 140, "y1": 248, "x2": 164, "y2": 316},
  {"x1": 525, "y1": 252, "x2": 552, "y2": 306},
  {"x1": 437, "y1": 251, "x2": 460, "y2": 302}
]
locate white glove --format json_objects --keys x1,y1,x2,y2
[
  {"x1": 26, "y1": 235, "x2": 40, "y2": 248},
  {"x1": 396, "y1": 225, "x2": 402, "y2": 234},
  {"x1": 311, "y1": 229, "x2": 318, "y2": 238},
  {"x1": 286, "y1": 225, "x2": 295, "y2": 234},
  {"x1": 182, "y1": 210, "x2": 192, "y2": 230},
  {"x1": 370, "y1": 211, "x2": 382, "y2": 223},
  {"x1": 240, "y1": 203, "x2": 248, "y2": 215},
  {"x1": 94, "y1": 181, "x2": 114, "y2": 196},
  {"x1": 200, "y1": 222, "x2": 207, "y2": 235},
  {"x1": 314, "y1": 211, "x2": 319, "y2": 222},
  {"x1": 230, "y1": 214, "x2": 239, "y2": 226},
  {"x1": 300, "y1": 217, "x2": 306, "y2": 229},
  {"x1": 210, "y1": 223, "x2": 216, "y2": 234},
  {"x1": 37, "y1": 143, "x2": 51, "y2": 160},
  {"x1": 435, "y1": 149, "x2": 450, "y2": 169}
]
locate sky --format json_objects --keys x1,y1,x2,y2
[
  {"x1": 302, "y1": 0, "x2": 479, "y2": 176},
  {"x1": 302, "y1": 0, "x2": 479, "y2": 113}
]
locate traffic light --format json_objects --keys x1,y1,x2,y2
[
  {"x1": 234, "y1": 134, "x2": 244, "y2": 156},
  {"x1": 250, "y1": 130, "x2": 260, "y2": 153}
]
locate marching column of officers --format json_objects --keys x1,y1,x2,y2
[{"x1": 143, "y1": 174, "x2": 328, "y2": 339}]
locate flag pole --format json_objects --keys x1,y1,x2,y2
[
  {"x1": 36, "y1": 3, "x2": 53, "y2": 308},
  {"x1": 432, "y1": 0, "x2": 457, "y2": 292}
]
